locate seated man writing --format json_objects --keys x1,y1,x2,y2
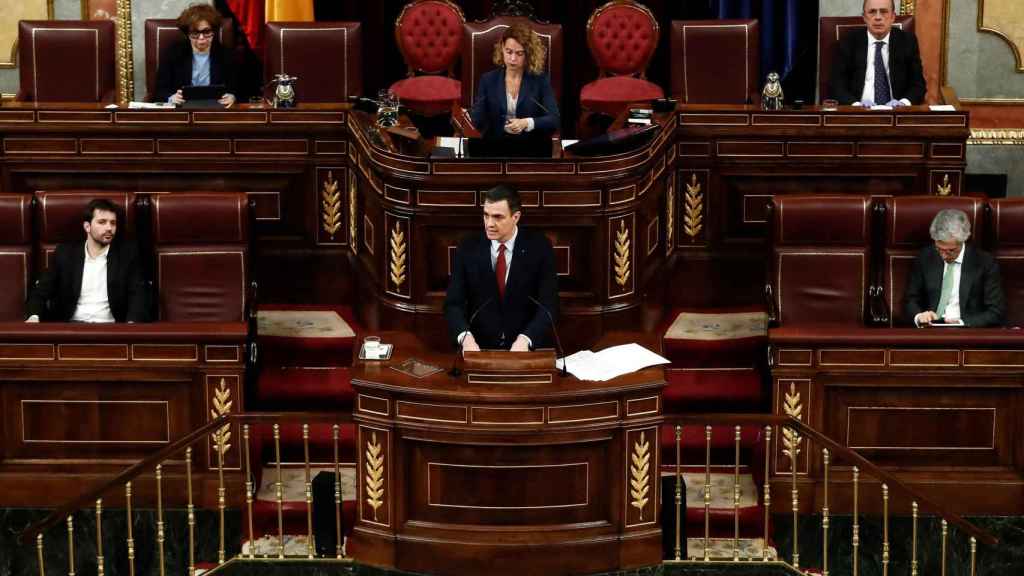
[
  {"x1": 904, "y1": 209, "x2": 1005, "y2": 327},
  {"x1": 26, "y1": 199, "x2": 148, "y2": 323},
  {"x1": 444, "y1": 184, "x2": 558, "y2": 351}
]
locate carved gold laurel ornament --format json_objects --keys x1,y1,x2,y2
[
  {"x1": 321, "y1": 171, "x2": 342, "y2": 237},
  {"x1": 665, "y1": 178, "x2": 675, "y2": 251},
  {"x1": 630, "y1": 432, "x2": 651, "y2": 520},
  {"x1": 614, "y1": 220, "x2": 631, "y2": 288},
  {"x1": 365, "y1": 432, "x2": 385, "y2": 522},
  {"x1": 782, "y1": 383, "x2": 802, "y2": 466},
  {"x1": 936, "y1": 174, "x2": 952, "y2": 196},
  {"x1": 348, "y1": 172, "x2": 358, "y2": 251},
  {"x1": 210, "y1": 378, "x2": 232, "y2": 456},
  {"x1": 684, "y1": 174, "x2": 703, "y2": 239},
  {"x1": 389, "y1": 221, "x2": 407, "y2": 289}
]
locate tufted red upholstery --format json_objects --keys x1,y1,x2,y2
[
  {"x1": 265, "y1": 22, "x2": 362, "y2": 102},
  {"x1": 990, "y1": 199, "x2": 1024, "y2": 327},
  {"x1": 144, "y1": 18, "x2": 234, "y2": 102},
  {"x1": 770, "y1": 194, "x2": 873, "y2": 326},
  {"x1": 670, "y1": 20, "x2": 759, "y2": 104},
  {"x1": 460, "y1": 17, "x2": 563, "y2": 109},
  {"x1": 818, "y1": 16, "x2": 914, "y2": 103},
  {"x1": 152, "y1": 193, "x2": 249, "y2": 322},
  {"x1": 33, "y1": 191, "x2": 136, "y2": 273},
  {"x1": 0, "y1": 194, "x2": 33, "y2": 321},
  {"x1": 581, "y1": 1, "x2": 664, "y2": 116},
  {"x1": 881, "y1": 196, "x2": 983, "y2": 326},
  {"x1": 17, "y1": 21, "x2": 116, "y2": 103},
  {"x1": 390, "y1": 0, "x2": 465, "y2": 115}
]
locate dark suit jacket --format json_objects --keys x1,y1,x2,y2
[
  {"x1": 829, "y1": 26, "x2": 926, "y2": 105},
  {"x1": 26, "y1": 241, "x2": 149, "y2": 322},
  {"x1": 903, "y1": 243, "x2": 1006, "y2": 327},
  {"x1": 444, "y1": 227, "x2": 559, "y2": 349},
  {"x1": 154, "y1": 39, "x2": 237, "y2": 103},
  {"x1": 470, "y1": 68, "x2": 560, "y2": 139}
]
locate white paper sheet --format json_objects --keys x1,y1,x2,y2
[
  {"x1": 929, "y1": 104, "x2": 957, "y2": 111},
  {"x1": 556, "y1": 343, "x2": 670, "y2": 381}
]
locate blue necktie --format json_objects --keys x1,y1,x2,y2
[{"x1": 874, "y1": 41, "x2": 892, "y2": 104}]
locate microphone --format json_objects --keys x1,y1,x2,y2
[
  {"x1": 530, "y1": 96, "x2": 553, "y2": 117},
  {"x1": 528, "y1": 295, "x2": 567, "y2": 378},
  {"x1": 449, "y1": 296, "x2": 494, "y2": 378}
]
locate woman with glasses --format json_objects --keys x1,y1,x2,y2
[{"x1": 154, "y1": 3, "x2": 238, "y2": 106}]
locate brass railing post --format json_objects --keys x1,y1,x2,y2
[
  {"x1": 66, "y1": 515, "x2": 76, "y2": 576},
  {"x1": 156, "y1": 465, "x2": 166, "y2": 576},
  {"x1": 125, "y1": 482, "x2": 135, "y2": 576},
  {"x1": 911, "y1": 501, "x2": 919, "y2": 576},
  {"x1": 941, "y1": 519, "x2": 948, "y2": 576},
  {"x1": 333, "y1": 424, "x2": 343, "y2": 558},
  {"x1": 822, "y1": 448, "x2": 830, "y2": 576},
  {"x1": 762, "y1": 425, "x2": 771, "y2": 561},
  {"x1": 970, "y1": 536, "x2": 977, "y2": 576},
  {"x1": 852, "y1": 466, "x2": 860, "y2": 576},
  {"x1": 674, "y1": 424, "x2": 682, "y2": 561},
  {"x1": 186, "y1": 447, "x2": 196, "y2": 576},
  {"x1": 274, "y1": 423, "x2": 284, "y2": 558},
  {"x1": 243, "y1": 425, "x2": 255, "y2": 559},
  {"x1": 303, "y1": 424, "x2": 314, "y2": 559},
  {"x1": 36, "y1": 533, "x2": 44, "y2": 576},
  {"x1": 703, "y1": 425, "x2": 712, "y2": 561},
  {"x1": 882, "y1": 483, "x2": 890, "y2": 576},
  {"x1": 216, "y1": 429, "x2": 227, "y2": 564},
  {"x1": 733, "y1": 425, "x2": 741, "y2": 561},
  {"x1": 96, "y1": 499, "x2": 105, "y2": 576}
]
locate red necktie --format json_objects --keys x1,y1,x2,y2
[{"x1": 496, "y1": 243, "x2": 507, "y2": 299}]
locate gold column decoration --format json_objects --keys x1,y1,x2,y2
[
  {"x1": 215, "y1": 429, "x2": 227, "y2": 564},
  {"x1": 665, "y1": 177, "x2": 676, "y2": 253},
  {"x1": 348, "y1": 172, "x2": 359, "y2": 253},
  {"x1": 911, "y1": 501, "x2": 919, "y2": 576},
  {"x1": 762, "y1": 425, "x2": 772, "y2": 561},
  {"x1": 683, "y1": 174, "x2": 704, "y2": 239},
  {"x1": 389, "y1": 221, "x2": 407, "y2": 289},
  {"x1": 937, "y1": 174, "x2": 952, "y2": 196},
  {"x1": 629, "y1": 432, "x2": 651, "y2": 521},
  {"x1": 900, "y1": 0, "x2": 915, "y2": 15},
  {"x1": 211, "y1": 378, "x2": 233, "y2": 456},
  {"x1": 614, "y1": 220, "x2": 631, "y2": 288},
  {"x1": 782, "y1": 383, "x2": 803, "y2": 472},
  {"x1": 115, "y1": 0, "x2": 135, "y2": 104},
  {"x1": 321, "y1": 171, "x2": 342, "y2": 238},
  {"x1": 365, "y1": 431, "x2": 385, "y2": 522},
  {"x1": 36, "y1": 534, "x2": 44, "y2": 576},
  {"x1": 941, "y1": 519, "x2": 948, "y2": 576}
]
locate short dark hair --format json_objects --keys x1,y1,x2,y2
[
  {"x1": 483, "y1": 184, "x2": 522, "y2": 214},
  {"x1": 177, "y1": 3, "x2": 222, "y2": 35},
  {"x1": 83, "y1": 198, "x2": 119, "y2": 223},
  {"x1": 863, "y1": 0, "x2": 896, "y2": 13}
]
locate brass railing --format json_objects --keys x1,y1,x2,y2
[{"x1": 664, "y1": 413, "x2": 996, "y2": 575}]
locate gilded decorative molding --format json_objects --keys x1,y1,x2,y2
[
  {"x1": 348, "y1": 172, "x2": 359, "y2": 251},
  {"x1": 321, "y1": 171, "x2": 342, "y2": 238},
  {"x1": 115, "y1": 0, "x2": 135, "y2": 104},
  {"x1": 629, "y1": 432, "x2": 651, "y2": 521},
  {"x1": 900, "y1": 0, "x2": 915, "y2": 15},
  {"x1": 781, "y1": 383, "x2": 802, "y2": 467},
  {"x1": 389, "y1": 221, "x2": 407, "y2": 289},
  {"x1": 936, "y1": 174, "x2": 953, "y2": 196},
  {"x1": 683, "y1": 173, "x2": 703, "y2": 239},
  {"x1": 365, "y1": 432, "x2": 384, "y2": 522},
  {"x1": 210, "y1": 378, "x2": 232, "y2": 456},
  {"x1": 970, "y1": 128, "x2": 1024, "y2": 144},
  {"x1": 665, "y1": 176, "x2": 675, "y2": 254},
  {"x1": 978, "y1": 0, "x2": 1024, "y2": 72},
  {"x1": 614, "y1": 220, "x2": 631, "y2": 288}
]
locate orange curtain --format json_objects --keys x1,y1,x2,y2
[{"x1": 265, "y1": 0, "x2": 314, "y2": 21}]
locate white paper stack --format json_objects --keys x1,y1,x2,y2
[{"x1": 556, "y1": 343, "x2": 670, "y2": 382}]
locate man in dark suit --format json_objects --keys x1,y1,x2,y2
[
  {"x1": 444, "y1": 185, "x2": 558, "y2": 351},
  {"x1": 829, "y1": 0, "x2": 926, "y2": 106},
  {"x1": 26, "y1": 198, "x2": 148, "y2": 323},
  {"x1": 904, "y1": 209, "x2": 1005, "y2": 327}
]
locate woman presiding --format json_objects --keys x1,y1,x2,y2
[
  {"x1": 470, "y1": 24, "x2": 560, "y2": 140},
  {"x1": 155, "y1": 3, "x2": 237, "y2": 107}
]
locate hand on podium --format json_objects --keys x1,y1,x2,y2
[
  {"x1": 510, "y1": 334, "x2": 531, "y2": 351},
  {"x1": 461, "y1": 333, "x2": 480, "y2": 353}
]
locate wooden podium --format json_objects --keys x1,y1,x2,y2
[{"x1": 348, "y1": 332, "x2": 665, "y2": 575}]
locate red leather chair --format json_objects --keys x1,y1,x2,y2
[
  {"x1": 152, "y1": 193, "x2": 250, "y2": 322},
  {"x1": 881, "y1": 196, "x2": 984, "y2": 327},
  {"x1": 768, "y1": 194, "x2": 873, "y2": 326},
  {"x1": 265, "y1": 22, "x2": 362, "y2": 102},
  {"x1": 0, "y1": 194, "x2": 33, "y2": 321},
  {"x1": 460, "y1": 16, "x2": 563, "y2": 110},
  {"x1": 390, "y1": 0, "x2": 465, "y2": 116},
  {"x1": 17, "y1": 20, "x2": 116, "y2": 103},
  {"x1": 990, "y1": 199, "x2": 1024, "y2": 327},
  {"x1": 33, "y1": 191, "x2": 136, "y2": 273},
  {"x1": 580, "y1": 0, "x2": 664, "y2": 116},
  {"x1": 818, "y1": 15, "x2": 914, "y2": 103},
  {"x1": 670, "y1": 19, "x2": 759, "y2": 104},
  {"x1": 144, "y1": 18, "x2": 235, "y2": 102}
]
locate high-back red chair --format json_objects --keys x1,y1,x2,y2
[
  {"x1": 144, "y1": 18, "x2": 235, "y2": 102},
  {"x1": 152, "y1": 193, "x2": 249, "y2": 322},
  {"x1": 670, "y1": 19, "x2": 759, "y2": 104},
  {"x1": 818, "y1": 15, "x2": 915, "y2": 103},
  {"x1": 0, "y1": 194, "x2": 33, "y2": 321},
  {"x1": 990, "y1": 199, "x2": 1024, "y2": 327},
  {"x1": 17, "y1": 20, "x2": 116, "y2": 103},
  {"x1": 33, "y1": 191, "x2": 136, "y2": 273},
  {"x1": 264, "y1": 22, "x2": 362, "y2": 102},
  {"x1": 881, "y1": 196, "x2": 984, "y2": 326},
  {"x1": 390, "y1": 0, "x2": 465, "y2": 116},
  {"x1": 768, "y1": 194, "x2": 873, "y2": 326},
  {"x1": 580, "y1": 0, "x2": 664, "y2": 116},
  {"x1": 460, "y1": 16, "x2": 563, "y2": 110}
]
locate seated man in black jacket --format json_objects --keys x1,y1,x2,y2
[{"x1": 26, "y1": 198, "x2": 148, "y2": 323}]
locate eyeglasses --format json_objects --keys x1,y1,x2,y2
[{"x1": 189, "y1": 29, "x2": 215, "y2": 39}]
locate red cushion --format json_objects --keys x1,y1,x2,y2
[
  {"x1": 588, "y1": 4, "x2": 659, "y2": 75},
  {"x1": 253, "y1": 367, "x2": 354, "y2": 411},
  {"x1": 663, "y1": 369, "x2": 764, "y2": 414},
  {"x1": 580, "y1": 76, "x2": 663, "y2": 115},
  {"x1": 396, "y1": 1, "x2": 463, "y2": 73},
  {"x1": 390, "y1": 75, "x2": 461, "y2": 115}
]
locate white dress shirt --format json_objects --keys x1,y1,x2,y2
[
  {"x1": 915, "y1": 243, "x2": 964, "y2": 326},
  {"x1": 71, "y1": 243, "x2": 115, "y2": 323},
  {"x1": 505, "y1": 91, "x2": 535, "y2": 132},
  {"x1": 857, "y1": 31, "x2": 912, "y2": 107}
]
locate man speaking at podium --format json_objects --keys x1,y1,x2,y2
[{"x1": 444, "y1": 184, "x2": 558, "y2": 352}]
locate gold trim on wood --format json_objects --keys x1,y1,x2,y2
[
  {"x1": 349, "y1": 171, "x2": 359, "y2": 253},
  {"x1": 614, "y1": 219, "x2": 631, "y2": 288},
  {"x1": 629, "y1": 432, "x2": 651, "y2": 521},
  {"x1": 665, "y1": 175, "x2": 675, "y2": 255},
  {"x1": 978, "y1": 0, "x2": 1024, "y2": 72},
  {"x1": 970, "y1": 128, "x2": 1024, "y2": 144},
  {"x1": 901, "y1": 0, "x2": 915, "y2": 15},
  {"x1": 321, "y1": 170, "x2": 342, "y2": 239},
  {"x1": 937, "y1": 173, "x2": 953, "y2": 196},
  {"x1": 210, "y1": 378, "x2": 232, "y2": 456},
  {"x1": 389, "y1": 220, "x2": 407, "y2": 290},
  {"x1": 115, "y1": 0, "x2": 134, "y2": 104},
  {"x1": 683, "y1": 173, "x2": 703, "y2": 239},
  {"x1": 364, "y1": 431, "x2": 384, "y2": 522},
  {"x1": 781, "y1": 382, "x2": 803, "y2": 466}
]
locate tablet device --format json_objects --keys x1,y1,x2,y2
[
  {"x1": 929, "y1": 319, "x2": 964, "y2": 327},
  {"x1": 182, "y1": 84, "x2": 225, "y2": 101}
]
